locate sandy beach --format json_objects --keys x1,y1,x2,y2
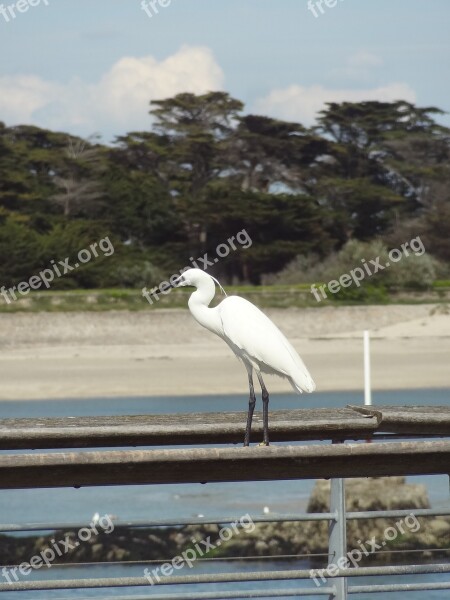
[{"x1": 0, "y1": 305, "x2": 448, "y2": 400}]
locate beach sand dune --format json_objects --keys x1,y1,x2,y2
[{"x1": 0, "y1": 305, "x2": 448, "y2": 400}]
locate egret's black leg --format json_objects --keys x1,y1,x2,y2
[
  {"x1": 244, "y1": 371, "x2": 256, "y2": 447},
  {"x1": 257, "y1": 372, "x2": 270, "y2": 446}
]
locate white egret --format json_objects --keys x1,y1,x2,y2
[{"x1": 164, "y1": 268, "x2": 315, "y2": 446}]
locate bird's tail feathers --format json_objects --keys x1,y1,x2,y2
[{"x1": 290, "y1": 369, "x2": 316, "y2": 394}]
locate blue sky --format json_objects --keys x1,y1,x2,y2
[{"x1": 0, "y1": 0, "x2": 449, "y2": 141}]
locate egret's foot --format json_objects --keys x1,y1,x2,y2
[{"x1": 258, "y1": 441, "x2": 269, "y2": 447}]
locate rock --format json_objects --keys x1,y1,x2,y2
[
  {"x1": 106, "y1": 546, "x2": 129, "y2": 561},
  {"x1": 91, "y1": 543, "x2": 104, "y2": 560},
  {"x1": 307, "y1": 477, "x2": 429, "y2": 513},
  {"x1": 254, "y1": 540, "x2": 269, "y2": 555},
  {"x1": 302, "y1": 477, "x2": 450, "y2": 561},
  {"x1": 0, "y1": 478, "x2": 448, "y2": 565},
  {"x1": 427, "y1": 518, "x2": 450, "y2": 537}
]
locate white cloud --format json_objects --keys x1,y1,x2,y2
[
  {"x1": 254, "y1": 82, "x2": 417, "y2": 126},
  {"x1": 0, "y1": 46, "x2": 224, "y2": 139},
  {"x1": 0, "y1": 75, "x2": 60, "y2": 124}
]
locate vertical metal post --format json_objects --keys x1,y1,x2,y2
[
  {"x1": 364, "y1": 330, "x2": 372, "y2": 406},
  {"x1": 328, "y1": 477, "x2": 348, "y2": 600}
]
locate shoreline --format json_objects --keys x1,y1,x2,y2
[{"x1": 0, "y1": 305, "x2": 448, "y2": 401}]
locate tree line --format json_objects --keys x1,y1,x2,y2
[{"x1": 1, "y1": 92, "x2": 449, "y2": 289}]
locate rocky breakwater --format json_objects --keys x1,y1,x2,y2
[
  {"x1": 1, "y1": 478, "x2": 449, "y2": 565},
  {"x1": 303, "y1": 476, "x2": 450, "y2": 563}
]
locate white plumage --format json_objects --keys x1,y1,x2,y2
[
  {"x1": 218, "y1": 295, "x2": 315, "y2": 394},
  {"x1": 172, "y1": 268, "x2": 316, "y2": 445}
]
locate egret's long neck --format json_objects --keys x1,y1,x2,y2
[{"x1": 188, "y1": 278, "x2": 223, "y2": 336}]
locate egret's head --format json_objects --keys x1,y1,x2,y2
[
  {"x1": 172, "y1": 268, "x2": 195, "y2": 288},
  {"x1": 173, "y1": 268, "x2": 227, "y2": 295},
  {"x1": 173, "y1": 268, "x2": 211, "y2": 288}
]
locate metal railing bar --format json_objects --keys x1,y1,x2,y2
[
  {"x1": 378, "y1": 547, "x2": 450, "y2": 554},
  {"x1": 51, "y1": 589, "x2": 336, "y2": 600},
  {"x1": 349, "y1": 582, "x2": 450, "y2": 593},
  {"x1": 2, "y1": 506, "x2": 450, "y2": 533},
  {"x1": 2, "y1": 563, "x2": 450, "y2": 592},
  {"x1": 346, "y1": 507, "x2": 450, "y2": 519},
  {"x1": 45, "y1": 582, "x2": 450, "y2": 600},
  {"x1": 0, "y1": 553, "x2": 324, "y2": 570},
  {"x1": 0, "y1": 513, "x2": 337, "y2": 532},
  {"x1": 2, "y1": 546, "x2": 449, "y2": 572}
]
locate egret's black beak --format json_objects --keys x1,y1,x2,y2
[
  {"x1": 152, "y1": 275, "x2": 184, "y2": 296},
  {"x1": 152, "y1": 282, "x2": 175, "y2": 295}
]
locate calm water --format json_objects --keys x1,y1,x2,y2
[{"x1": 0, "y1": 389, "x2": 449, "y2": 599}]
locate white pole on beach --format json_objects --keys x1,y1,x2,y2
[{"x1": 363, "y1": 330, "x2": 372, "y2": 406}]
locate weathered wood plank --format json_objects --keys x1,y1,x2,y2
[
  {"x1": 0, "y1": 440, "x2": 449, "y2": 489},
  {"x1": 347, "y1": 405, "x2": 450, "y2": 433},
  {"x1": 1, "y1": 406, "x2": 448, "y2": 451},
  {"x1": 0, "y1": 408, "x2": 379, "y2": 449}
]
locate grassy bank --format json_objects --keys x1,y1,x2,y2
[{"x1": 0, "y1": 283, "x2": 449, "y2": 312}]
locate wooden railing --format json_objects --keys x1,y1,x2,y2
[{"x1": 0, "y1": 405, "x2": 449, "y2": 489}]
